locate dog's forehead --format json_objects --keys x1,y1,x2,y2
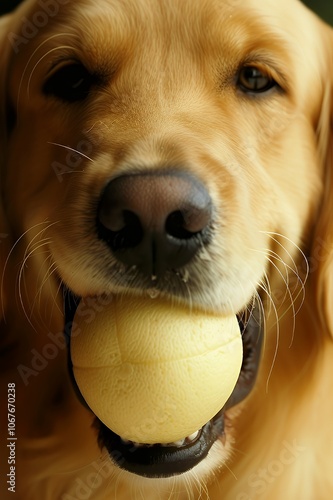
[
  {"x1": 18, "y1": 0, "x2": 318, "y2": 66},
  {"x1": 54, "y1": 0, "x2": 303, "y2": 44}
]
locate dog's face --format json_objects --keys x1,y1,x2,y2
[
  {"x1": 4, "y1": 0, "x2": 325, "y2": 308},
  {"x1": 1, "y1": 0, "x2": 333, "y2": 491}
]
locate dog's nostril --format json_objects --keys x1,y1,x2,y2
[
  {"x1": 100, "y1": 209, "x2": 143, "y2": 250},
  {"x1": 166, "y1": 211, "x2": 193, "y2": 240},
  {"x1": 165, "y1": 209, "x2": 209, "y2": 240},
  {"x1": 97, "y1": 170, "x2": 213, "y2": 277}
]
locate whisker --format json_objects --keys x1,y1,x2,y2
[
  {"x1": 252, "y1": 247, "x2": 299, "y2": 349},
  {"x1": 17, "y1": 33, "x2": 77, "y2": 110},
  {"x1": 34, "y1": 259, "x2": 62, "y2": 320},
  {"x1": 85, "y1": 120, "x2": 111, "y2": 135},
  {"x1": 256, "y1": 281, "x2": 280, "y2": 392},
  {"x1": 18, "y1": 238, "x2": 52, "y2": 330},
  {"x1": 27, "y1": 45, "x2": 80, "y2": 99},
  {"x1": 252, "y1": 249, "x2": 295, "y2": 308},
  {"x1": 48, "y1": 142, "x2": 94, "y2": 162},
  {"x1": 257, "y1": 231, "x2": 309, "y2": 324},
  {"x1": 16, "y1": 221, "x2": 60, "y2": 332},
  {"x1": 260, "y1": 271, "x2": 273, "y2": 317},
  {"x1": 1, "y1": 221, "x2": 57, "y2": 320},
  {"x1": 266, "y1": 255, "x2": 297, "y2": 345},
  {"x1": 261, "y1": 231, "x2": 309, "y2": 281}
]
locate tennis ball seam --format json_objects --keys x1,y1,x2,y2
[{"x1": 73, "y1": 336, "x2": 240, "y2": 368}]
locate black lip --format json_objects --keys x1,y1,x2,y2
[
  {"x1": 97, "y1": 416, "x2": 224, "y2": 478},
  {"x1": 226, "y1": 305, "x2": 263, "y2": 410},
  {"x1": 65, "y1": 292, "x2": 263, "y2": 478}
]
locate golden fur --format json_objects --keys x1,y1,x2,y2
[{"x1": 1, "y1": 0, "x2": 333, "y2": 498}]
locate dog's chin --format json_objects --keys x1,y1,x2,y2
[{"x1": 64, "y1": 292, "x2": 263, "y2": 479}]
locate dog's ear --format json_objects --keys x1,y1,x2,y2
[
  {"x1": 311, "y1": 25, "x2": 333, "y2": 339},
  {"x1": 0, "y1": 11, "x2": 16, "y2": 160},
  {"x1": 0, "y1": 5, "x2": 27, "y2": 320},
  {"x1": 0, "y1": 13, "x2": 14, "y2": 322}
]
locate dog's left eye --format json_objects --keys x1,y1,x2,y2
[
  {"x1": 43, "y1": 63, "x2": 98, "y2": 102},
  {"x1": 237, "y1": 65, "x2": 277, "y2": 94}
]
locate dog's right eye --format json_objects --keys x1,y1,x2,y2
[
  {"x1": 43, "y1": 63, "x2": 98, "y2": 102},
  {"x1": 237, "y1": 65, "x2": 278, "y2": 94}
]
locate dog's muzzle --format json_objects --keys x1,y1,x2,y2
[{"x1": 63, "y1": 168, "x2": 263, "y2": 477}]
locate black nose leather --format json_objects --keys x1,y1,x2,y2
[{"x1": 97, "y1": 170, "x2": 212, "y2": 278}]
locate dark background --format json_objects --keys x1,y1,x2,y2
[
  {"x1": 303, "y1": 1, "x2": 333, "y2": 24},
  {"x1": 1, "y1": 0, "x2": 22, "y2": 14},
  {"x1": 0, "y1": 0, "x2": 333, "y2": 24}
]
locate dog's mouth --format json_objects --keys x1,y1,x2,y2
[{"x1": 64, "y1": 293, "x2": 262, "y2": 478}]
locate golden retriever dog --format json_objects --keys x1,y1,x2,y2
[{"x1": 1, "y1": 0, "x2": 333, "y2": 498}]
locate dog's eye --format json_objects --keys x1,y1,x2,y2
[
  {"x1": 43, "y1": 63, "x2": 98, "y2": 102},
  {"x1": 237, "y1": 66, "x2": 276, "y2": 94}
]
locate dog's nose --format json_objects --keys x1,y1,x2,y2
[{"x1": 97, "y1": 170, "x2": 212, "y2": 278}]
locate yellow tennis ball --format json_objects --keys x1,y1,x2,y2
[{"x1": 71, "y1": 295, "x2": 242, "y2": 444}]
